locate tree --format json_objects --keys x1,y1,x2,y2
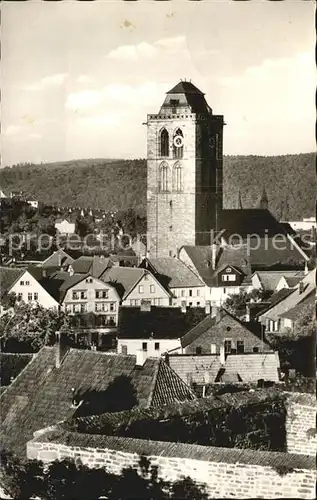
[{"x1": 0, "y1": 302, "x2": 72, "y2": 352}]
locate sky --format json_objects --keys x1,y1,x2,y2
[{"x1": 1, "y1": 0, "x2": 315, "y2": 166}]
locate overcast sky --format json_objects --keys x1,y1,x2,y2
[{"x1": 1, "y1": 0, "x2": 315, "y2": 166}]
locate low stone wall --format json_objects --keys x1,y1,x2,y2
[
  {"x1": 286, "y1": 393, "x2": 316, "y2": 456},
  {"x1": 27, "y1": 430, "x2": 315, "y2": 499}
]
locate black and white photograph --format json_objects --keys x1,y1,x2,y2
[{"x1": 0, "y1": 1, "x2": 315, "y2": 498}]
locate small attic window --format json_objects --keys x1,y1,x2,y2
[{"x1": 170, "y1": 99, "x2": 179, "y2": 106}]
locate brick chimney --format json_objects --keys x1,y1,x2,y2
[
  {"x1": 55, "y1": 330, "x2": 69, "y2": 368},
  {"x1": 205, "y1": 301, "x2": 211, "y2": 315},
  {"x1": 299, "y1": 281, "x2": 305, "y2": 294}
]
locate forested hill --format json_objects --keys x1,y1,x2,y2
[{"x1": 0, "y1": 153, "x2": 315, "y2": 220}]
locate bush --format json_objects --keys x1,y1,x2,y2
[{"x1": 0, "y1": 353, "x2": 33, "y2": 385}]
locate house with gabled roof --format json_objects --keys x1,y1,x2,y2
[
  {"x1": 67, "y1": 255, "x2": 113, "y2": 278},
  {"x1": 101, "y1": 266, "x2": 173, "y2": 307},
  {"x1": 54, "y1": 218, "x2": 76, "y2": 235},
  {"x1": 252, "y1": 270, "x2": 305, "y2": 292},
  {"x1": 117, "y1": 305, "x2": 207, "y2": 358},
  {"x1": 175, "y1": 308, "x2": 271, "y2": 356},
  {"x1": 258, "y1": 270, "x2": 316, "y2": 334},
  {"x1": 40, "y1": 248, "x2": 74, "y2": 270},
  {"x1": 0, "y1": 344, "x2": 196, "y2": 458},
  {"x1": 6, "y1": 266, "x2": 61, "y2": 309},
  {"x1": 178, "y1": 244, "x2": 253, "y2": 306},
  {"x1": 139, "y1": 257, "x2": 206, "y2": 307}
]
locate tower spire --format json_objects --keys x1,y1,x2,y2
[{"x1": 259, "y1": 186, "x2": 269, "y2": 210}]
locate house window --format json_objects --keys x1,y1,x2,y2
[
  {"x1": 253, "y1": 347, "x2": 259, "y2": 353},
  {"x1": 20, "y1": 281, "x2": 24, "y2": 286},
  {"x1": 224, "y1": 340, "x2": 232, "y2": 354},
  {"x1": 223, "y1": 288, "x2": 227, "y2": 294},
  {"x1": 189, "y1": 289, "x2": 192, "y2": 297},
  {"x1": 121, "y1": 345, "x2": 128, "y2": 355},
  {"x1": 159, "y1": 128, "x2": 169, "y2": 157},
  {"x1": 153, "y1": 298, "x2": 160, "y2": 306},
  {"x1": 28, "y1": 293, "x2": 32, "y2": 301},
  {"x1": 197, "y1": 302, "x2": 200, "y2": 306},
  {"x1": 73, "y1": 304, "x2": 81, "y2": 313},
  {"x1": 72, "y1": 291, "x2": 79, "y2": 300},
  {"x1": 150, "y1": 285, "x2": 155, "y2": 293},
  {"x1": 110, "y1": 302, "x2": 116, "y2": 312},
  {"x1": 173, "y1": 128, "x2": 184, "y2": 159},
  {"x1": 189, "y1": 302, "x2": 193, "y2": 307},
  {"x1": 96, "y1": 290, "x2": 108, "y2": 299},
  {"x1": 95, "y1": 303, "x2": 108, "y2": 312},
  {"x1": 195, "y1": 346, "x2": 202, "y2": 355},
  {"x1": 138, "y1": 285, "x2": 144, "y2": 294},
  {"x1": 86, "y1": 278, "x2": 93, "y2": 283},
  {"x1": 80, "y1": 303, "x2": 87, "y2": 313},
  {"x1": 80, "y1": 291, "x2": 87, "y2": 300},
  {"x1": 181, "y1": 290, "x2": 185, "y2": 297},
  {"x1": 169, "y1": 250, "x2": 173, "y2": 257},
  {"x1": 130, "y1": 299, "x2": 136, "y2": 306},
  {"x1": 17, "y1": 293, "x2": 23, "y2": 301},
  {"x1": 222, "y1": 275, "x2": 235, "y2": 282},
  {"x1": 237, "y1": 340, "x2": 245, "y2": 354},
  {"x1": 34, "y1": 293, "x2": 38, "y2": 301},
  {"x1": 142, "y1": 342, "x2": 147, "y2": 351},
  {"x1": 197, "y1": 289, "x2": 200, "y2": 297},
  {"x1": 155, "y1": 342, "x2": 160, "y2": 350},
  {"x1": 25, "y1": 281, "x2": 30, "y2": 286},
  {"x1": 210, "y1": 343, "x2": 217, "y2": 354},
  {"x1": 66, "y1": 304, "x2": 72, "y2": 313},
  {"x1": 173, "y1": 163, "x2": 183, "y2": 192}
]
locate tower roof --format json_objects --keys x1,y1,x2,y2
[
  {"x1": 160, "y1": 80, "x2": 212, "y2": 114},
  {"x1": 166, "y1": 81, "x2": 205, "y2": 96}
]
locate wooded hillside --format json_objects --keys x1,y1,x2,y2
[{"x1": 0, "y1": 153, "x2": 314, "y2": 219}]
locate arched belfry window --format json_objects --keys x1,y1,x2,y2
[
  {"x1": 159, "y1": 162, "x2": 168, "y2": 192},
  {"x1": 173, "y1": 162, "x2": 183, "y2": 192},
  {"x1": 173, "y1": 128, "x2": 184, "y2": 159},
  {"x1": 159, "y1": 128, "x2": 169, "y2": 157}
]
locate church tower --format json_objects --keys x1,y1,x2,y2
[{"x1": 146, "y1": 81, "x2": 224, "y2": 258}]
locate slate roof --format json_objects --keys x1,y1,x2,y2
[
  {"x1": 69, "y1": 256, "x2": 112, "y2": 278},
  {"x1": 253, "y1": 270, "x2": 305, "y2": 291},
  {"x1": 180, "y1": 308, "x2": 270, "y2": 349},
  {"x1": 220, "y1": 209, "x2": 288, "y2": 238},
  {"x1": 258, "y1": 270, "x2": 316, "y2": 322},
  {"x1": 118, "y1": 306, "x2": 208, "y2": 339},
  {"x1": 160, "y1": 81, "x2": 213, "y2": 114},
  {"x1": 101, "y1": 267, "x2": 150, "y2": 299},
  {"x1": 0, "y1": 347, "x2": 195, "y2": 457},
  {"x1": 41, "y1": 249, "x2": 74, "y2": 269},
  {"x1": 0, "y1": 267, "x2": 25, "y2": 298},
  {"x1": 180, "y1": 245, "x2": 251, "y2": 287},
  {"x1": 140, "y1": 257, "x2": 205, "y2": 288},
  {"x1": 219, "y1": 352, "x2": 280, "y2": 383},
  {"x1": 167, "y1": 81, "x2": 205, "y2": 95}
]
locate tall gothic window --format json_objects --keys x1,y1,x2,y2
[
  {"x1": 160, "y1": 163, "x2": 168, "y2": 191},
  {"x1": 173, "y1": 162, "x2": 183, "y2": 192},
  {"x1": 173, "y1": 128, "x2": 184, "y2": 159},
  {"x1": 159, "y1": 128, "x2": 169, "y2": 157}
]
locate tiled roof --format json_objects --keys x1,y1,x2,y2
[
  {"x1": 118, "y1": 306, "x2": 207, "y2": 339},
  {"x1": 57, "y1": 273, "x2": 90, "y2": 301},
  {"x1": 180, "y1": 308, "x2": 268, "y2": 348},
  {"x1": 70, "y1": 256, "x2": 93, "y2": 274},
  {"x1": 0, "y1": 267, "x2": 25, "y2": 297},
  {"x1": 168, "y1": 355, "x2": 222, "y2": 384},
  {"x1": 220, "y1": 352, "x2": 280, "y2": 383},
  {"x1": 41, "y1": 249, "x2": 74, "y2": 269},
  {"x1": 101, "y1": 266, "x2": 147, "y2": 299},
  {"x1": 279, "y1": 292, "x2": 315, "y2": 320},
  {"x1": 180, "y1": 245, "x2": 251, "y2": 287},
  {"x1": 220, "y1": 209, "x2": 288, "y2": 238},
  {"x1": 0, "y1": 347, "x2": 194, "y2": 457},
  {"x1": 140, "y1": 257, "x2": 205, "y2": 288},
  {"x1": 258, "y1": 270, "x2": 316, "y2": 321},
  {"x1": 253, "y1": 271, "x2": 305, "y2": 291}
]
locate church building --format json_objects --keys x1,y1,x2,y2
[{"x1": 146, "y1": 81, "x2": 224, "y2": 258}]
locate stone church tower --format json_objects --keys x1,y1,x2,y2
[{"x1": 146, "y1": 81, "x2": 224, "y2": 257}]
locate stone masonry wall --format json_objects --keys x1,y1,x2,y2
[
  {"x1": 27, "y1": 433, "x2": 315, "y2": 499},
  {"x1": 286, "y1": 393, "x2": 316, "y2": 456}
]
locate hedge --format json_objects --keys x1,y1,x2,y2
[{"x1": 0, "y1": 353, "x2": 33, "y2": 386}]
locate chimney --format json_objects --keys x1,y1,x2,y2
[
  {"x1": 58, "y1": 253, "x2": 62, "y2": 268},
  {"x1": 304, "y1": 262, "x2": 308, "y2": 275},
  {"x1": 140, "y1": 299, "x2": 151, "y2": 312},
  {"x1": 211, "y1": 243, "x2": 217, "y2": 270},
  {"x1": 42, "y1": 269, "x2": 47, "y2": 278},
  {"x1": 245, "y1": 303, "x2": 251, "y2": 322},
  {"x1": 299, "y1": 281, "x2": 305, "y2": 294},
  {"x1": 181, "y1": 300, "x2": 187, "y2": 313},
  {"x1": 136, "y1": 349, "x2": 146, "y2": 367},
  {"x1": 55, "y1": 331, "x2": 69, "y2": 368},
  {"x1": 220, "y1": 344, "x2": 225, "y2": 365},
  {"x1": 205, "y1": 301, "x2": 211, "y2": 315},
  {"x1": 211, "y1": 305, "x2": 218, "y2": 318},
  {"x1": 69, "y1": 266, "x2": 74, "y2": 276}
]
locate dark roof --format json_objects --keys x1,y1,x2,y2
[
  {"x1": 140, "y1": 257, "x2": 205, "y2": 288},
  {"x1": 0, "y1": 267, "x2": 25, "y2": 298},
  {"x1": 180, "y1": 245, "x2": 251, "y2": 286},
  {"x1": 0, "y1": 347, "x2": 195, "y2": 457},
  {"x1": 253, "y1": 271, "x2": 305, "y2": 291},
  {"x1": 160, "y1": 81, "x2": 213, "y2": 114},
  {"x1": 118, "y1": 306, "x2": 207, "y2": 339},
  {"x1": 279, "y1": 292, "x2": 315, "y2": 320},
  {"x1": 167, "y1": 81, "x2": 205, "y2": 95},
  {"x1": 180, "y1": 308, "x2": 271, "y2": 349},
  {"x1": 220, "y1": 209, "x2": 288, "y2": 238},
  {"x1": 41, "y1": 249, "x2": 74, "y2": 269},
  {"x1": 101, "y1": 267, "x2": 148, "y2": 299}
]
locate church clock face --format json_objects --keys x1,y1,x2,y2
[{"x1": 173, "y1": 135, "x2": 184, "y2": 148}]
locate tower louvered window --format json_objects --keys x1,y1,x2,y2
[
  {"x1": 173, "y1": 128, "x2": 184, "y2": 159},
  {"x1": 159, "y1": 129, "x2": 169, "y2": 157}
]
